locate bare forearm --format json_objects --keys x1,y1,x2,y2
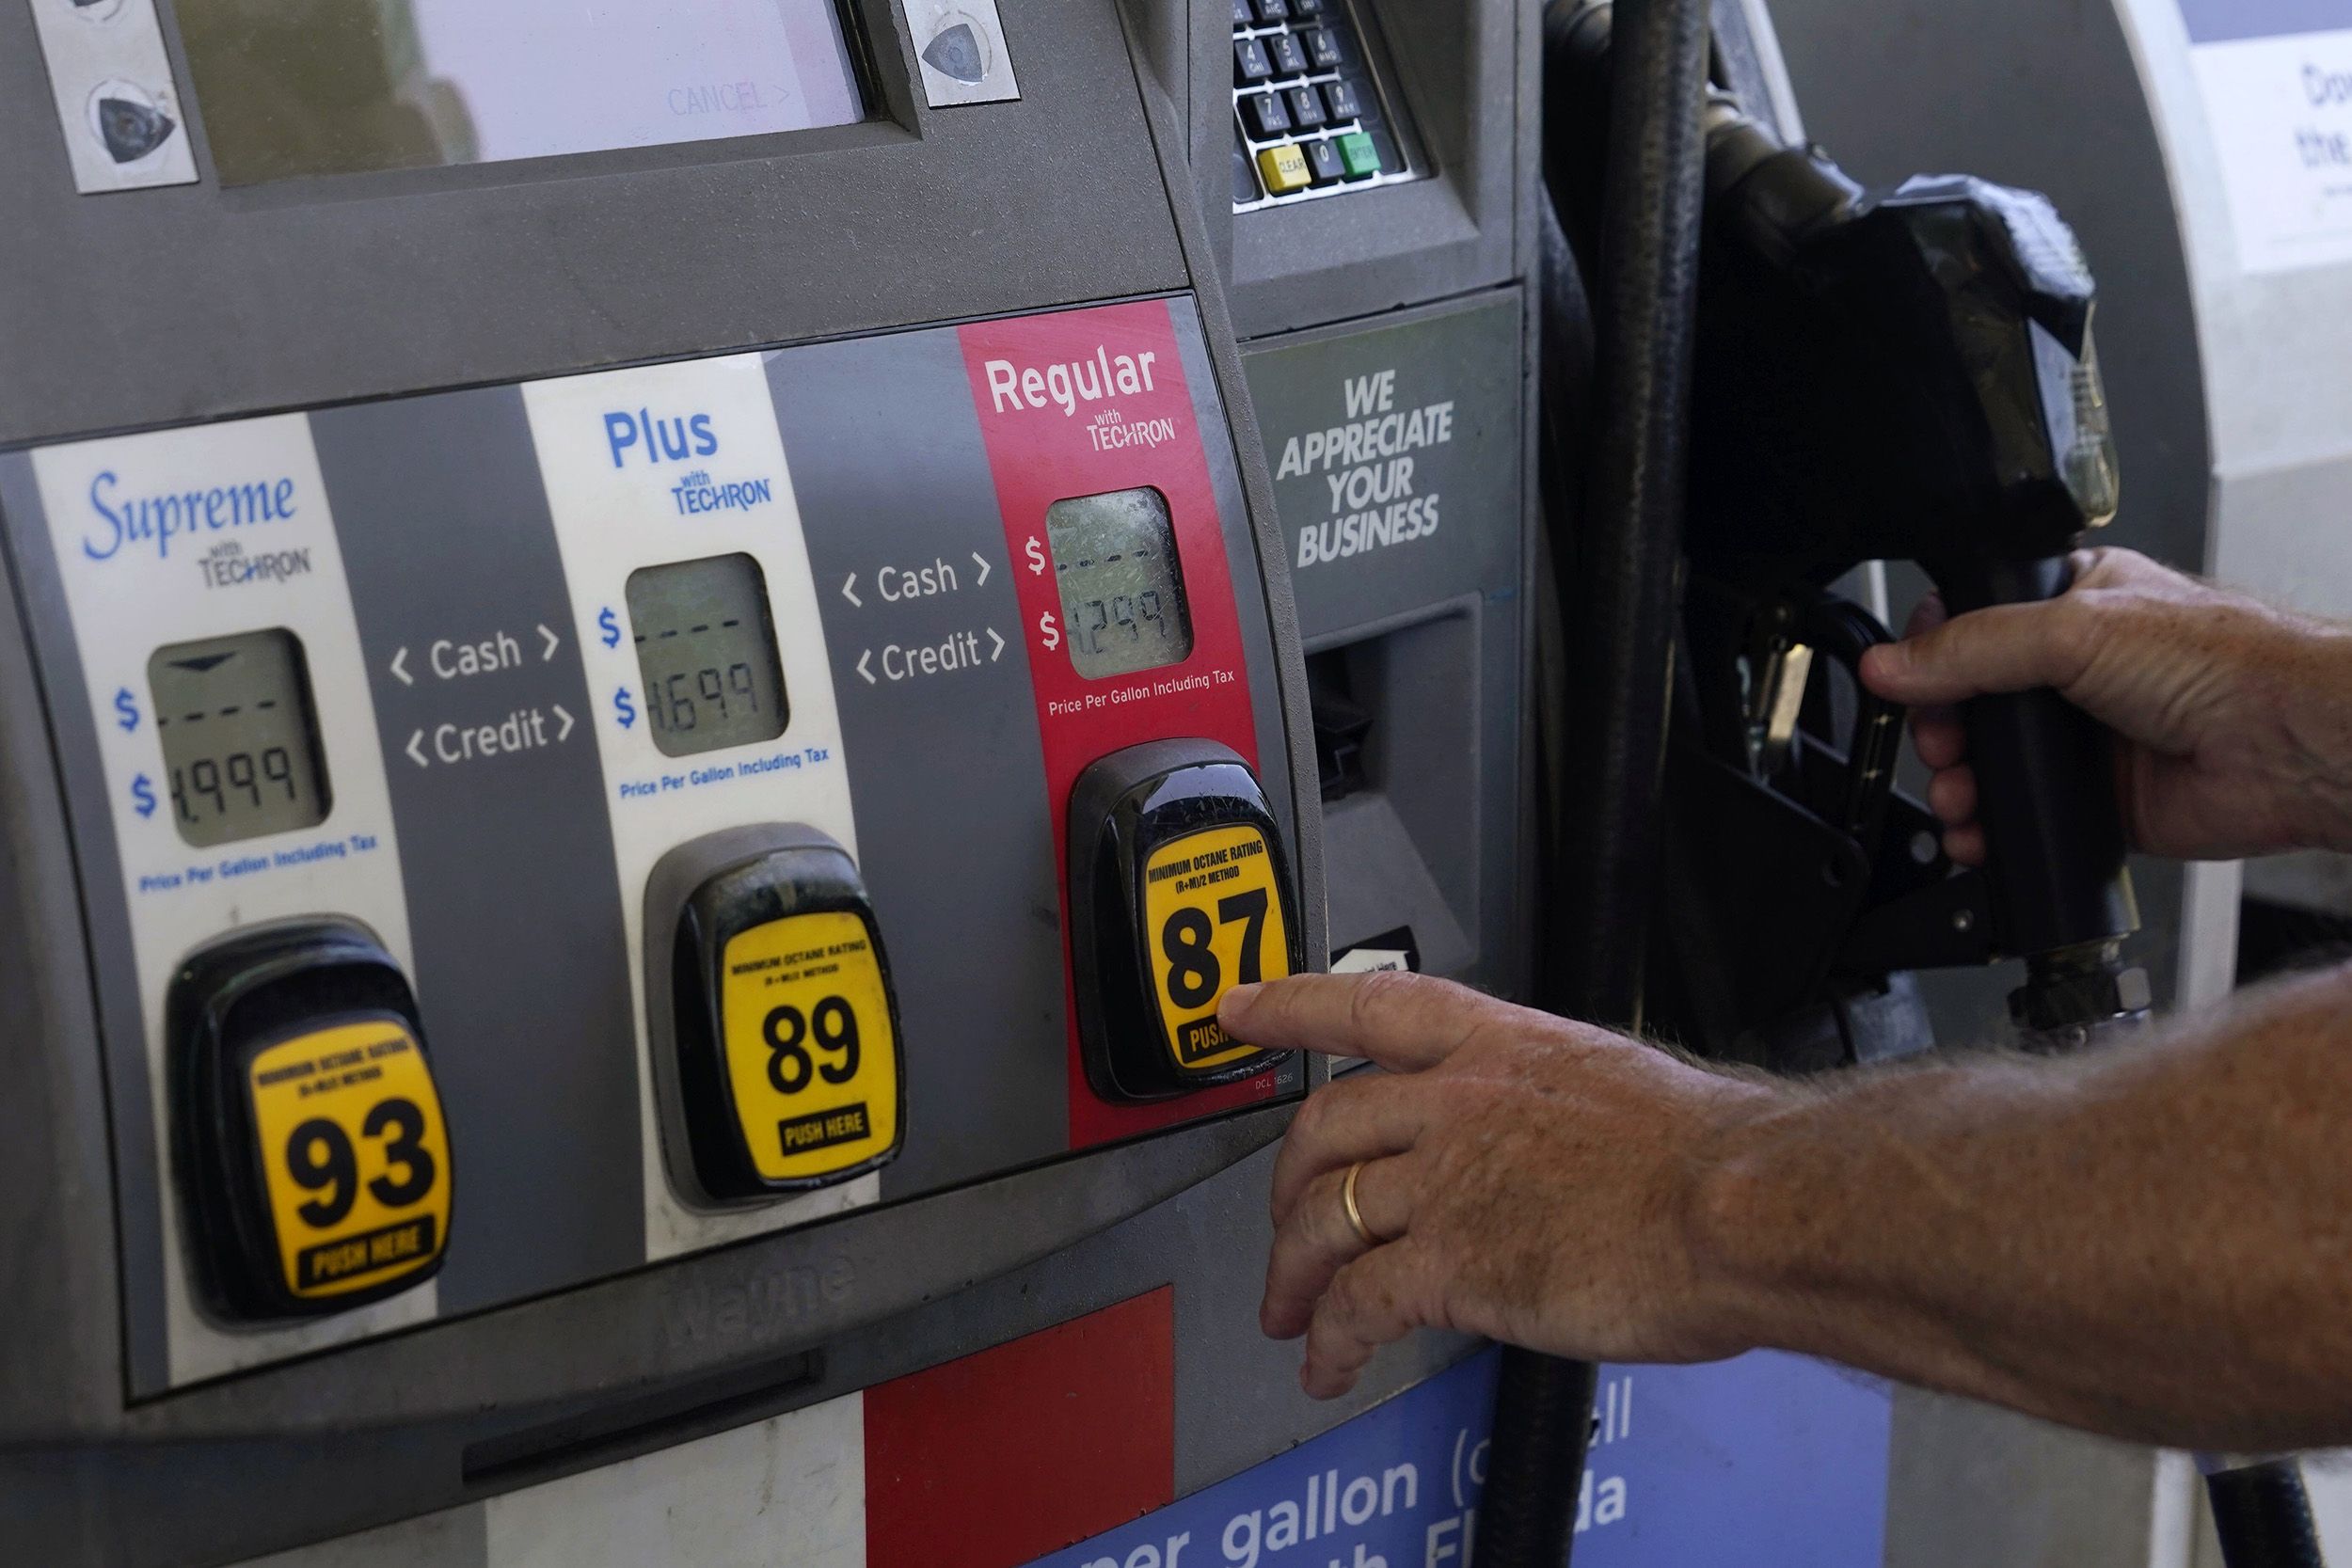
[{"x1": 1692, "y1": 964, "x2": 2352, "y2": 1448}]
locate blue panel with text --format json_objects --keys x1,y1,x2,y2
[{"x1": 1023, "y1": 1346, "x2": 1889, "y2": 1568}]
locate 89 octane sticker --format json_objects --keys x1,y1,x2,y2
[
  {"x1": 720, "y1": 910, "x2": 901, "y2": 1182},
  {"x1": 246, "y1": 1020, "x2": 452, "y2": 1299},
  {"x1": 1141, "y1": 823, "x2": 1291, "y2": 1072}
]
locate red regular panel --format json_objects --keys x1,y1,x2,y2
[
  {"x1": 864, "y1": 1287, "x2": 1177, "y2": 1568},
  {"x1": 959, "y1": 299, "x2": 1284, "y2": 1148}
]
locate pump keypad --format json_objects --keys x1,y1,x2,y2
[{"x1": 1231, "y1": 0, "x2": 1408, "y2": 209}]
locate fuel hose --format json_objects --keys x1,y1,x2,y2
[{"x1": 1501, "y1": 0, "x2": 1712, "y2": 1560}]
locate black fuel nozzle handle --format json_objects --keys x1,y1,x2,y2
[{"x1": 1928, "y1": 554, "x2": 2150, "y2": 1043}]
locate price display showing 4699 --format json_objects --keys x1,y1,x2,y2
[{"x1": 244, "y1": 1019, "x2": 452, "y2": 1303}]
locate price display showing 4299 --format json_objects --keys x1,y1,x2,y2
[
  {"x1": 719, "y1": 910, "x2": 901, "y2": 1183},
  {"x1": 244, "y1": 1019, "x2": 452, "y2": 1302}
]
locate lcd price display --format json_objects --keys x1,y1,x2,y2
[
  {"x1": 148, "y1": 628, "x2": 332, "y2": 848},
  {"x1": 1045, "y1": 487, "x2": 1196, "y2": 681},
  {"x1": 626, "y1": 552, "x2": 790, "y2": 758}
]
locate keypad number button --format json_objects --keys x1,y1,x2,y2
[{"x1": 1244, "y1": 92, "x2": 1293, "y2": 139}]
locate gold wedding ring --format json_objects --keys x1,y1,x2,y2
[{"x1": 1341, "y1": 1159, "x2": 1376, "y2": 1247}]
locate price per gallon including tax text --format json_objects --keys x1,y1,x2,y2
[
  {"x1": 718, "y1": 910, "x2": 900, "y2": 1182},
  {"x1": 245, "y1": 1019, "x2": 451, "y2": 1302},
  {"x1": 1140, "y1": 822, "x2": 1292, "y2": 1071}
]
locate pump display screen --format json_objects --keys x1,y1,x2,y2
[
  {"x1": 148, "y1": 629, "x2": 332, "y2": 848},
  {"x1": 1045, "y1": 488, "x2": 1196, "y2": 681},
  {"x1": 176, "y1": 0, "x2": 866, "y2": 186},
  {"x1": 627, "y1": 553, "x2": 790, "y2": 758}
]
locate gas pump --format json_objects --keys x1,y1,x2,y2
[{"x1": 1, "y1": 0, "x2": 2274, "y2": 1559}]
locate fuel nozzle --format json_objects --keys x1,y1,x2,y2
[{"x1": 1683, "y1": 99, "x2": 2149, "y2": 1047}]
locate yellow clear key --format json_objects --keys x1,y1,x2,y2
[{"x1": 1256, "y1": 144, "x2": 1313, "y2": 195}]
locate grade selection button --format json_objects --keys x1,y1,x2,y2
[
  {"x1": 644, "y1": 825, "x2": 904, "y2": 1205},
  {"x1": 169, "y1": 920, "x2": 452, "y2": 1321},
  {"x1": 1068, "y1": 739, "x2": 1300, "y2": 1101},
  {"x1": 1140, "y1": 821, "x2": 1292, "y2": 1073}
]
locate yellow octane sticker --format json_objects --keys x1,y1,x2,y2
[
  {"x1": 1140, "y1": 823, "x2": 1290, "y2": 1072},
  {"x1": 246, "y1": 1019, "x2": 451, "y2": 1299},
  {"x1": 721, "y1": 910, "x2": 900, "y2": 1181}
]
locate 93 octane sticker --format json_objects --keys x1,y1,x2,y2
[
  {"x1": 1140, "y1": 823, "x2": 1290, "y2": 1071},
  {"x1": 721, "y1": 910, "x2": 900, "y2": 1181},
  {"x1": 246, "y1": 1020, "x2": 452, "y2": 1299}
]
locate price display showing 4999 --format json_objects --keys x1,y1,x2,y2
[{"x1": 147, "y1": 628, "x2": 332, "y2": 849}]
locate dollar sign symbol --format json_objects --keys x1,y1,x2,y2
[
  {"x1": 1038, "y1": 610, "x2": 1060, "y2": 652},
  {"x1": 114, "y1": 687, "x2": 138, "y2": 732},
  {"x1": 131, "y1": 774, "x2": 156, "y2": 818},
  {"x1": 612, "y1": 687, "x2": 637, "y2": 729},
  {"x1": 598, "y1": 607, "x2": 621, "y2": 649},
  {"x1": 1025, "y1": 536, "x2": 1047, "y2": 576}
]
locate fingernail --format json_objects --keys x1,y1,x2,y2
[{"x1": 1220, "y1": 983, "x2": 1263, "y2": 1022}]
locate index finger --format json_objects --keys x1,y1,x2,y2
[{"x1": 1218, "y1": 971, "x2": 1511, "y2": 1073}]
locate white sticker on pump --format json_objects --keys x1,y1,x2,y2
[
  {"x1": 28, "y1": 415, "x2": 425, "y2": 1386},
  {"x1": 2181, "y1": 0, "x2": 2352, "y2": 273},
  {"x1": 520, "y1": 353, "x2": 871, "y2": 1260}
]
